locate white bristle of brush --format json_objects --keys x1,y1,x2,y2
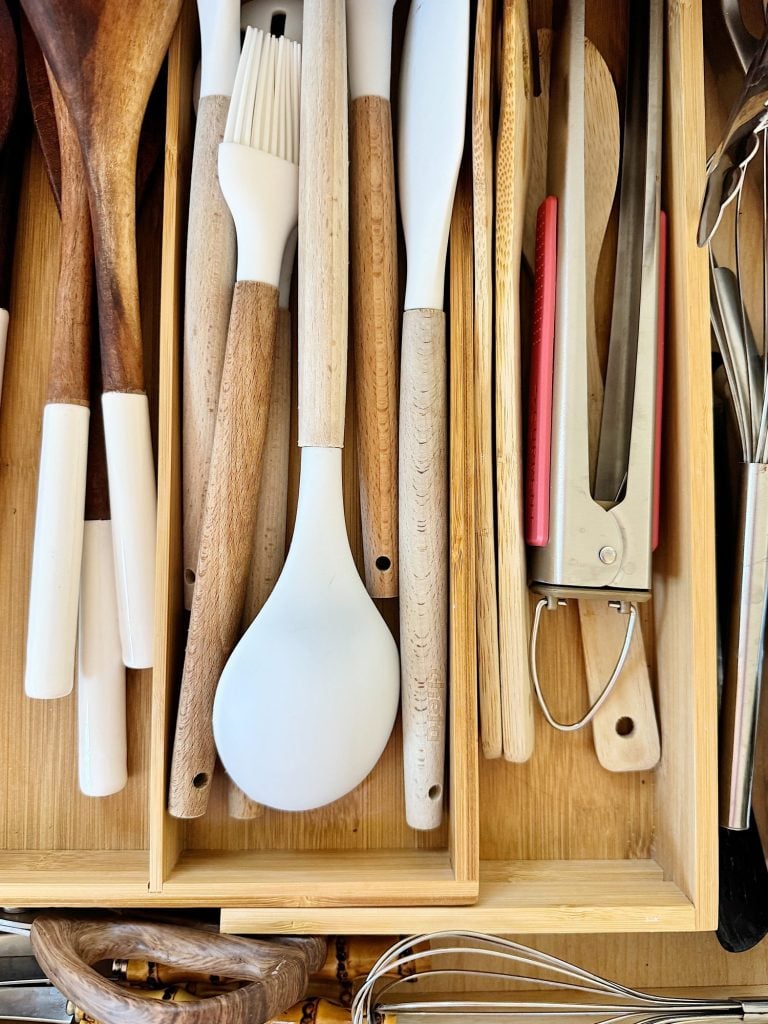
[{"x1": 225, "y1": 26, "x2": 301, "y2": 164}]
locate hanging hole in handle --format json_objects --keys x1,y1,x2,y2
[
  {"x1": 375, "y1": 555, "x2": 392, "y2": 572},
  {"x1": 192, "y1": 773, "x2": 209, "y2": 789},
  {"x1": 616, "y1": 716, "x2": 635, "y2": 737},
  {"x1": 184, "y1": 568, "x2": 196, "y2": 586},
  {"x1": 428, "y1": 785, "x2": 442, "y2": 801},
  {"x1": 270, "y1": 12, "x2": 287, "y2": 35}
]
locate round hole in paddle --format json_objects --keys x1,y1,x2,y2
[
  {"x1": 428, "y1": 784, "x2": 442, "y2": 801},
  {"x1": 375, "y1": 555, "x2": 392, "y2": 572},
  {"x1": 184, "y1": 568, "x2": 196, "y2": 586},
  {"x1": 192, "y1": 773, "x2": 209, "y2": 789},
  {"x1": 615, "y1": 717, "x2": 634, "y2": 737}
]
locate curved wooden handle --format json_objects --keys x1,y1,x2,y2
[
  {"x1": 298, "y1": 0, "x2": 348, "y2": 449},
  {"x1": 183, "y1": 94, "x2": 237, "y2": 609},
  {"x1": 169, "y1": 280, "x2": 279, "y2": 819},
  {"x1": 495, "y1": 0, "x2": 534, "y2": 762},
  {"x1": 46, "y1": 65, "x2": 91, "y2": 406},
  {"x1": 350, "y1": 94, "x2": 399, "y2": 598},
  {"x1": 31, "y1": 915, "x2": 323, "y2": 1024},
  {"x1": 399, "y1": 307, "x2": 448, "y2": 831}
]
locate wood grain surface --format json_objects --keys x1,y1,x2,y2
[
  {"x1": 182, "y1": 94, "x2": 236, "y2": 609},
  {"x1": 350, "y1": 94, "x2": 399, "y2": 598},
  {"x1": 20, "y1": 0, "x2": 182, "y2": 395},
  {"x1": 495, "y1": 0, "x2": 534, "y2": 762},
  {"x1": 298, "y1": 0, "x2": 349, "y2": 449},
  {"x1": 472, "y1": 0, "x2": 502, "y2": 761},
  {"x1": 399, "y1": 307, "x2": 448, "y2": 831},
  {"x1": 170, "y1": 280, "x2": 278, "y2": 819},
  {"x1": 45, "y1": 68, "x2": 90, "y2": 407},
  {"x1": 31, "y1": 915, "x2": 324, "y2": 1024}
]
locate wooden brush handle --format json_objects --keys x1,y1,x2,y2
[
  {"x1": 399, "y1": 307, "x2": 448, "y2": 831},
  {"x1": 231, "y1": 308, "x2": 293, "y2": 820},
  {"x1": 183, "y1": 94, "x2": 237, "y2": 609},
  {"x1": 31, "y1": 915, "x2": 322, "y2": 1024},
  {"x1": 350, "y1": 94, "x2": 398, "y2": 598},
  {"x1": 298, "y1": 0, "x2": 348, "y2": 449},
  {"x1": 169, "y1": 280, "x2": 278, "y2": 819},
  {"x1": 472, "y1": 0, "x2": 502, "y2": 760},
  {"x1": 495, "y1": 0, "x2": 534, "y2": 762}
]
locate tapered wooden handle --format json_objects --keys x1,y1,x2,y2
[
  {"x1": 169, "y1": 280, "x2": 278, "y2": 819},
  {"x1": 399, "y1": 307, "x2": 448, "y2": 831},
  {"x1": 350, "y1": 94, "x2": 399, "y2": 597},
  {"x1": 298, "y1": 0, "x2": 348, "y2": 448},
  {"x1": 496, "y1": 0, "x2": 534, "y2": 762},
  {"x1": 183, "y1": 94, "x2": 237, "y2": 609},
  {"x1": 232, "y1": 307, "x2": 293, "y2": 820},
  {"x1": 31, "y1": 915, "x2": 323, "y2": 1024}
]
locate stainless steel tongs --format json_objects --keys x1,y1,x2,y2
[{"x1": 525, "y1": 0, "x2": 664, "y2": 728}]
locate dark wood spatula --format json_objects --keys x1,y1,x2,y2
[{"x1": 20, "y1": 0, "x2": 183, "y2": 669}]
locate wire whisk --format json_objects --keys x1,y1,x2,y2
[{"x1": 351, "y1": 932, "x2": 768, "y2": 1024}]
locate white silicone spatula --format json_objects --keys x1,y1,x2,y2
[
  {"x1": 398, "y1": 0, "x2": 470, "y2": 830},
  {"x1": 212, "y1": 0, "x2": 399, "y2": 812}
]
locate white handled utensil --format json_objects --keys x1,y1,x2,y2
[
  {"x1": 213, "y1": 0, "x2": 399, "y2": 812},
  {"x1": 398, "y1": 0, "x2": 470, "y2": 830}
]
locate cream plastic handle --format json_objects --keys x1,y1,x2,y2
[
  {"x1": 0, "y1": 308, "x2": 7, "y2": 405},
  {"x1": 78, "y1": 519, "x2": 128, "y2": 797},
  {"x1": 25, "y1": 403, "x2": 89, "y2": 699},
  {"x1": 102, "y1": 392, "x2": 157, "y2": 669}
]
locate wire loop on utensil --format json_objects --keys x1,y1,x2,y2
[{"x1": 528, "y1": 598, "x2": 637, "y2": 731}]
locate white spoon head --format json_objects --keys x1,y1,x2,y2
[{"x1": 213, "y1": 446, "x2": 400, "y2": 811}]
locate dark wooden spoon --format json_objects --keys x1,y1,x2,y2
[
  {"x1": 0, "y1": 0, "x2": 20, "y2": 403},
  {"x1": 20, "y1": 0, "x2": 183, "y2": 670}
]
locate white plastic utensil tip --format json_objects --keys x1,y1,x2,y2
[
  {"x1": 197, "y1": 0, "x2": 241, "y2": 99},
  {"x1": 24, "y1": 403, "x2": 89, "y2": 700},
  {"x1": 346, "y1": 0, "x2": 395, "y2": 101},
  {"x1": 0, "y1": 308, "x2": 7, "y2": 406},
  {"x1": 213, "y1": 447, "x2": 400, "y2": 811},
  {"x1": 78, "y1": 520, "x2": 128, "y2": 797},
  {"x1": 102, "y1": 392, "x2": 157, "y2": 669}
]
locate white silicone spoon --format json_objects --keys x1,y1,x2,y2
[{"x1": 213, "y1": 0, "x2": 400, "y2": 812}]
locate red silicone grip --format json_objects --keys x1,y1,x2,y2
[
  {"x1": 652, "y1": 210, "x2": 667, "y2": 552},
  {"x1": 526, "y1": 196, "x2": 557, "y2": 547}
]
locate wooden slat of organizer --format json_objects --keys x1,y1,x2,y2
[{"x1": 0, "y1": 0, "x2": 715, "y2": 929}]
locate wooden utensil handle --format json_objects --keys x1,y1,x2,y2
[
  {"x1": 31, "y1": 915, "x2": 321, "y2": 1024},
  {"x1": 298, "y1": 0, "x2": 348, "y2": 449},
  {"x1": 350, "y1": 94, "x2": 399, "y2": 598},
  {"x1": 399, "y1": 307, "x2": 448, "y2": 831},
  {"x1": 169, "y1": 280, "x2": 279, "y2": 819},
  {"x1": 183, "y1": 94, "x2": 236, "y2": 609}
]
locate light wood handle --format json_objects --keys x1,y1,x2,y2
[
  {"x1": 496, "y1": 0, "x2": 534, "y2": 762},
  {"x1": 350, "y1": 94, "x2": 399, "y2": 598},
  {"x1": 472, "y1": 0, "x2": 502, "y2": 759},
  {"x1": 231, "y1": 308, "x2": 293, "y2": 819},
  {"x1": 183, "y1": 94, "x2": 237, "y2": 608},
  {"x1": 578, "y1": 601, "x2": 661, "y2": 771},
  {"x1": 399, "y1": 307, "x2": 448, "y2": 831},
  {"x1": 31, "y1": 914, "x2": 323, "y2": 1024},
  {"x1": 298, "y1": 0, "x2": 348, "y2": 449},
  {"x1": 169, "y1": 280, "x2": 279, "y2": 819}
]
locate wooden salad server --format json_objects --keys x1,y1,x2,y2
[{"x1": 20, "y1": 0, "x2": 184, "y2": 669}]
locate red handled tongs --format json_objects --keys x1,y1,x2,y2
[{"x1": 525, "y1": 0, "x2": 665, "y2": 729}]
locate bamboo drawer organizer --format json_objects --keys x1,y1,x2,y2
[{"x1": 0, "y1": 0, "x2": 716, "y2": 932}]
